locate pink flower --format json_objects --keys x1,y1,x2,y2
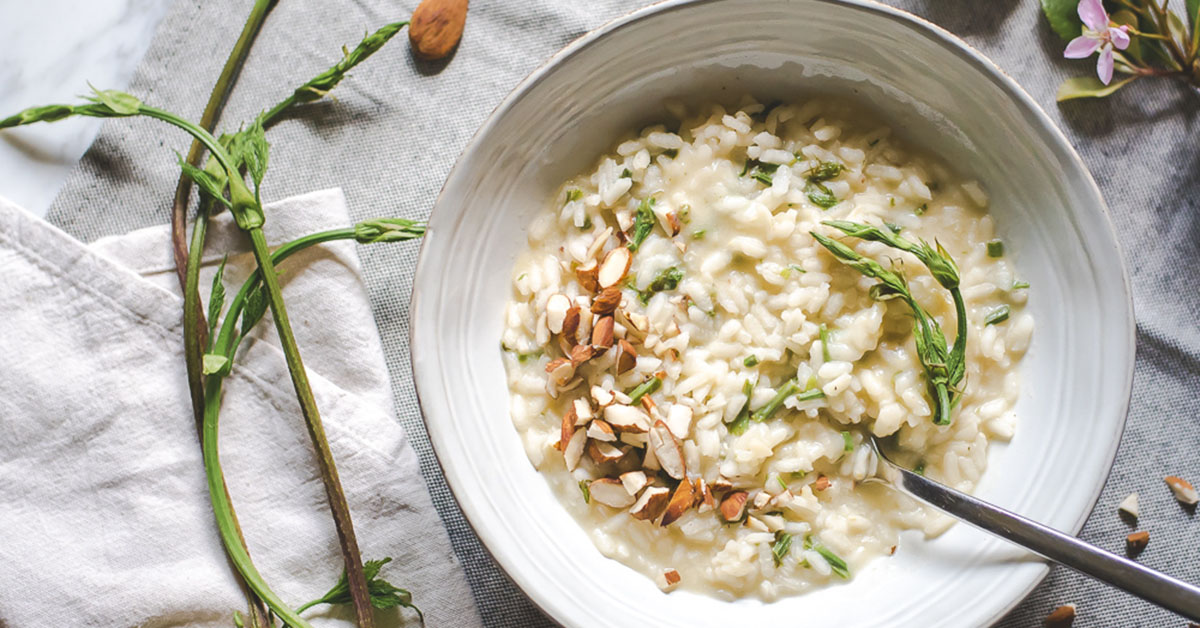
[{"x1": 1063, "y1": 0, "x2": 1131, "y2": 85}]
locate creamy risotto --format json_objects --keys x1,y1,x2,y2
[{"x1": 500, "y1": 98, "x2": 1033, "y2": 600}]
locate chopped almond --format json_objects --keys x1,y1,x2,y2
[
  {"x1": 591, "y1": 286, "x2": 622, "y2": 315},
  {"x1": 587, "y1": 440, "x2": 625, "y2": 465},
  {"x1": 561, "y1": 305, "x2": 580, "y2": 343},
  {"x1": 615, "y1": 339, "x2": 638, "y2": 374},
  {"x1": 752, "y1": 490, "x2": 771, "y2": 510},
  {"x1": 664, "y1": 404, "x2": 693, "y2": 440},
  {"x1": 630, "y1": 486, "x2": 670, "y2": 521},
  {"x1": 1117, "y1": 493, "x2": 1139, "y2": 519},
  {"x1": 598, "y1": 247, "x2": 632, "y2": 288},
  {"x1": 696, "y1": 479, "x2": 716, "y2": 513},
  {"x1": 619, "y1": 470, "x2": 649, "y2": 496},
  {"x1": 575, "y1": 259, "x2": 599, "y2": 293},
  {"x1": 572, "y1": 399, "x2": 593, "y2": 424},
  {"x1": 1166, "y1": 476, "x2": 1199, "y2": 505},
  {"x1": 812, "y1": 475, "x2": 831, "y2": 492},
  {"x1": 604, "y1": 404, "x2": 651, "y2": 433},
  {"x1": 1044, "y1": 604, "x2": 1076, "y2": 627},
  {"x1": 586, "y1": 227, "x2": 613, "y2": 261},
  {"x1": 563, "y1": 429, "x2": 587, "y2": 471},
  {"x1": 589, "y1": 478, "x2": 636, "y2": 508},
  {"x1": 545, "y1": 294, "x2": 571, "y2": 334},
  {"x1": 649, "y1": 420, "x2": 687, "y2": 480},
  {"x1": 661, "y1": 479, "x2": 695, "y2": 526},
  {"x1": 719, "y1": 491, "x2": 748, "y2": 523},
  {"x1": 665, "y1": 212, "x2": 681, "y2": 236},
  {"x1": 586, "y1": 419, "x2": 617, "y2": 442},
  {"x1": 570, "y1": 343, "x2": 600, "y2": 366},
  {"x1": 1126, "y1": 530, "x2": 1149, "y2": 553},
  {"x1": 590, "y1": 385, "x2": 615, "y2": 407},
  {"x1": 656, "y1": 568, "x2": 681, "y2": 592},
  {"x1": 592, "y1": 315, "x2": 615, "y2": 349},
  {"x1": 545, "y1": 359, "x2": 576, "y2": 399},
  {"x1": 558, "y1": 409, "x2": 576, "y2": 451}
]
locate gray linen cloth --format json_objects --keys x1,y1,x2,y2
[{"x1": 42, "y1": 0, "x2": 1200, "y2": 625}]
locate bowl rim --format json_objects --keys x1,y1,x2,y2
[{"x1": 408, "y1": 0, "x2": 1136, "y2": 625}]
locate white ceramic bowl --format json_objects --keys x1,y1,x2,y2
[{"x1": 410, "y1": 1, "x2": 1135, "y2": 625}]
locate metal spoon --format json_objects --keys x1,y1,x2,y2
[{"x1": 867, "y1": 436, "x2": 1200, "y2": 621}]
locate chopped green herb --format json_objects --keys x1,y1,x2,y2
[
  {"x1": 578, "y1": 480, "x2": 591, "y2": 504},
  {"x1": 795, "y1": 388, "x2": 825, "y2": 402},
  {"x1": 741, "y1": 159, "x2": 780, "y2": 186},
  {"x1": 744, "y1": 355, "x2": 760, "y2": 367},
  {"x1": 620, "y1": 168, "x2": 632, "y2": 179},
  {"x1": 984, "y1": 305, "x2": 1010, "y2": 326},
  {"x1": 772, "y1": 531, "x2": 793, "y2": 567},
  {"x1": 804, "y1": 536, "x2": 850, "y2": 579},
  {"x1": 775, "y1": 475, "x2": 789, "y2": 491},
  {"x1": 581, "y1": 216, "x2": 593, "y2": 230},
  {"x1": 781, "y1": 263, "x2": 805, "y2": 279},
  {"x1": 501, "y1": 342, "x2": 543, "y2": 364},
  {"x1": 516, "y1": 273, "x2": 526, "y2": 281},
  {"x1": 913, "y1": 461, "x2": 926, "y2": 476},
  {"x1": 627, "y1": 198, "x2": 656, "y2": 252},
  {"x1": 986, "y1": 239, "x2": 1004, "y2": 258},
  {"x1": 1012, "y1": 280, "x2": 1030, "y2": 290},
  {"x1": 678, "y1": 204, "x2": 691, "y2": 223},
  {"x1": 868, "y1": 138, "x2": 880, "y2": 147},
  {"x1": 789, "y1": 471, "x2": 808, "y2": 480},
  {"x1": 884, "y1": 222, "x2": 901, "y2": 234},
  {"x1": 626, "y1": 376, "x2": 662, "y2": 404},
  {"x1": 691, "y1": 229, "x2": 706, "y2": 240},
  {"x1": 914, "y1": 204, "x2": 927, "y2": 216},
  {"x1": 662, "y1": 148, "x2": 678, "y2": 159},
  {"x1": 565, "y1": 188, "x2": 583, "y2": 203},
  {"x1": 751, "y1": 170, "x2": 774, "y2": 186},
  {"x1": 889, "y1": 197, "x2": 896, "y2": 207},
  {"x1": 805, "y1": 180, "x2": 838, "y2": 209},
  {"x1": 751, "y1": 378, "x2": 806, "y2": 422},
  {"x1": 927, "y1": 181, "x2": 940, "y2": 192},
  {"x1": 819, "y1": 324, "x2": 832, "y2": 362},
  {"x1": 636, "y1": 266, "x2": 683, "y2": 304},
  {"x1": 841, "y1": 431, "x2": 854, "y2": 452},
  {"x1": 807, "y1": 161, "x2": 843, "y2": 182},
  {"x1": 727, "y1": 379, "x2": 755, "y2": 435}
]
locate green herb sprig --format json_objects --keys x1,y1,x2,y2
[{"x1": 627, "y1": 198, "x2": 656, "y2": 251}]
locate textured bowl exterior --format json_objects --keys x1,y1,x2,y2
[{"x1": 409, "y1": 1, "x2": 1135, "y2": 626}]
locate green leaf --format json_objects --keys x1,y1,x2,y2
[
  {"x1": 1110, "y1": 10, "x2": 1142, "y2": 62},
  {"x1": 636, "y1": 266, "x2": 683, "y2": 304},
  {"x1": 354, "y1": 217, "x2": 426, "y2": 243},
  {"x1": 241, "y1": 284, "x2": 270, "y2": 337},
  {"x1": 805, "y1": 180, "x2": 838, "y2": 209},
  {"x1": 1040, "y1": 0, "x2": 1082, "y2": 41},
  {"x1": 293, "y1": 21, "x2": 410, "y2": 104},
  {"x1": 235, "y1": 119, "x2": 270, "y2": 189},
  {"x1": 207, "y1": 255, "x2": 228, "y2": 343},
  {"x1": 806, "y1": 161, "x2": 843, "y2": 182},
  {"x1": 842, "y1": 431, "x2": 854, "y2": 452},
  {"x1": 627, "y1": 198, "x2": 656, "y2": 252},
  {"x1": 177, "y1": 153, "x2": 234, "y2": 209},
  {"x1": 743, "y1": 355, "x2": 759, "y2": 367},
  {"x1": 202, "y1": 354, "x2": 229, "y2": 375},
  {"x1": 85, "y1": 84, "x2": 142, "y2": 115},
  {"x1": 772, "y1": 531, "x2": 793, "y2": 567},
  {"x1": 727, "y1": 379, "x2": 755, "y2": 436},
  {"x1": 986, "y1": 239, "x2": 1004, "y2": 258},
  {"x1": 1189, "y1": 0, "x2": 1200, "y2": 33},
  {"x1": 1056, "y1": 76, "x2": 1137, "y2": 101},
  {"x1": 565, "y1": 188, "x2": 583, "y2": 203},
  {"x1": 304, "y1": 557, "x2": 422, "y2": 619},
  {"x1": 0, "y1": 104, "x2": 77, "y2": 129}
]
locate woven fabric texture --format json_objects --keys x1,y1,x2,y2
[{"x1": 44, "y1": 1, "x2": 1200, "y2": 625}]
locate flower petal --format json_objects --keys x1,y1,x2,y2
[
  {"x1": 1064, "y1": 35, "x2": 1100, "y2": 59},
  {"x1": 1077, "y1": 0, "x2": 1108, "y2": 31},
  {"x1": 1110, "y1": 26, "x2": 1131, "y2": 50},
  {"x1": 1096, "y1": 45, "x2": 1115, "y2": 85}
]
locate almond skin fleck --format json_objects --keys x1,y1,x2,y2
[
  {"x1": 409, "y1": 0, "x2": 468, "y2": 61},
  {"x1": 1044, "y1": 604, "x2": 1076, "y2": 627},
  {"x1": 1126, "y1": 530, "x2": 1149, "y2": 553}
]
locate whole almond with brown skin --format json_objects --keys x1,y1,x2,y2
[
  {"x1": 591, "y1": 286, "x2": 622, "y2": 315},
  {"x1": 592, "y1": 315, "x2": 615, "y2": 349},
  {"x1": 1044, "y1": 604, "x2": 1076, "y2": 627},
  {"x1": 409, "y1": 0, "x2": 468, "y2": 61}
]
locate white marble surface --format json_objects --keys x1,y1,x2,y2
[{"x1": 0, "y1": 0, "x2": 170, "y2": 218}]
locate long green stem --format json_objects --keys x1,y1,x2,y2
[{"x1": 244, "y1": 226, "x2": 375, "y2": 628}]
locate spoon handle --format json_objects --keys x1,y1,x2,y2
[{"x1": 895, "y1": 467, "x2": 1200, "y2": 621}]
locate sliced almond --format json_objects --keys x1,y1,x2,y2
[
  {"x1": 665, "y1": 212, "x2": 682, "y2": 236},
  {"x1": 619, "y1": 431, "x2": 648, "y2": 449},
  {"x1": 1126, "y1": 530, "x2": 1149, "y2": 553},
  {"x1": 641, "y1": 437, "x2": 660, "y2": 471},
  {"x1": 664, "y1": 404, "x2": 693, "y2": 440},
  {"x1": 587, "y1": 440, "x2": 626, "y2": 465},
  {"x1": 589, "y1": 478, "x2": 636, "y2": 508},
  {"x1": 605, "y1": 404, "x2": 651, "y2": 433},
  {"x1": 598, "y1": 247, "x2": 633, "y2": 288},
  {"x1": 586, "y1": 227, "x2": 613, "y2": 262},
  {"x1": 719, "y1": 491, "x2": 748, "y2": 522},
  {"x1": 1117, "y1": 493, "x2": 1139, "y2": 519},
  {"x1": 660, "y1": 480, "x2": 695, "y2": 526},
  {"x1": 575, "y1": 259, "x2": 600, "y2": 293},
  {"x1": 591, "y1": 385, "x2": 616, "y2": 407},
  {"x1": 572, "y1": 399, "x2": 593, "y2": 424},
  {"x1": 557, "y1": 409, "x2": 577, "y2": 452},
  {"x1": 592, "y1": 315, "x2": 615, "y2": 349},
  {"x1": 587, "y1": 419, "x2": 617, "y2": 442},
  {"x1": 615, "y1": 339, "x2": 638, "y2": 374},
  {"x1": 1166, "y1": 476, "x2": 1199, "y2": 505},
  {"x1": 656, "y1": 568, "x2": 681, "y2": 592},
  {"x1": 592, "y1": 286, "x2": 622, "y2": 315},
  {"x1": 696, "y1": 479, "x2": 716, "y2": 513},
  {"x1": 563, "y1": 429, "x2": 587, "y2": 471},
  {"x1": 745, "y1": 515, "x2": 769, "y2": 532},
  {"x1": 649, "y1": 420, "x2": 687, "y2": 480},
  {"x1": 630, "y1": 486, "x2": 670, "y2": 521},
  {"x1": 561, "y1": 304, "x2": 581, "y2": 343},
  {"x1": 620, "y1": 470, "x2": 649, "y2": 495},
  {"x1": 812, "y1": 475, "x2": 831, "y2": 492},
  {"x1": 545, "y1": 294, "x2": 571, "y2": 334},
  {"x1": 545, "y1": 359, "x2": 576, "y2": 399},
  {"x1": 1044, "y1": 604, "x2": 1076, "y2": 627}
]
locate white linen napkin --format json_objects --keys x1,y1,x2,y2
[{"x1": 0, "y1": 189, "x2": 482, "y2": 628}]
